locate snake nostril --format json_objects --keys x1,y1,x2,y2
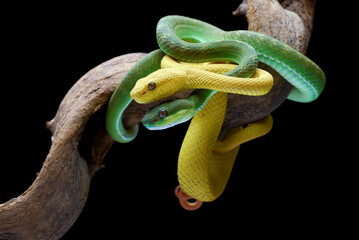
[{"x1": 159, "y1": 109, "x2": 168, "y2": 118}]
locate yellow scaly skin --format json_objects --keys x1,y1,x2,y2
[
  {"x1": 179, "y1": 93, "x2": 273, "y2": 201},
  {"x1": 161, "y1": 55, "x2": 238, "y2": 74},
  {"x1": 213, "y1": 114, "x2": 273, "y2": 153},
  {"x1": 132, "y1": 56, "x2": 274, "y2": 202},
  {"x1": 130, "y1": 58, "x2": 273, "y2": 103}
]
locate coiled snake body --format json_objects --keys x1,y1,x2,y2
[
  {"x1": 138, "y1": 56, "x2": 274, "y2": 201},
  {"x1": 106, "y1": 15, "x2": 326, "y2": 205},
  {"x1": 154, "y1": 15, "x2": 325, "y2": 103}
]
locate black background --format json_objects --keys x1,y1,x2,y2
[{"x1": 1, "y1": 1, "x2": 348, "y2": 238}]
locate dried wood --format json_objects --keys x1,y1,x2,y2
[{"x1": 0, "y1": 1, "x2": 317, "y2": 239}]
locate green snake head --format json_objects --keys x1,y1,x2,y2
[
  {"x1": 142, "y1": 89, "x2": 212, "y2": 130},
  {"x1": 130, "y1": 68, "x2": 187, "y2": 104},
  {"x1": 142, "y1": 98, "x2": 197, "y2": 130}
]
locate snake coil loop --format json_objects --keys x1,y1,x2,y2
[{"x1": 106, "y1": 15, "x2": 326, "y2": 210}]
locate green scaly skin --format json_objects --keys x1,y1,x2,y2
[
  {"x1": 143, "y1": 15, "x2": 326, "y2": 130},
  {"x1": 106, "y1": 49, "x2": 165, "y2": 143},
  {"x1": 142, "y1": 89, "x2": 210, "y2": 129},
  {"x1": 106, "y1": 15, "x2": 326, "y2": 141}
]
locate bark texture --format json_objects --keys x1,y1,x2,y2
[
  {"x1": 0, "y1": 53, "x2": 145, "y2": 240},
  {"x1": 222, "y1": 0, "x2": 316, "y2": 138},
  {"x1": 0, "y1": 1, "x2": 317, "y2": 239}
]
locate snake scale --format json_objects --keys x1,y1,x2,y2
[
  {"x1": 139, "y1": 55, "x2": 274, "y2": 202},
  {"x1": 106, "y1": 15, "x2": 326, "y2": 207}
]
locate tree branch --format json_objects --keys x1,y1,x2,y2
[
  {"x1": 0, "y1": 53, "x2": 145, "y2": 240},
  {"x1": 220, "y1": 0, "x2": 316, "y2": 139},
  {"x1": 0, "y1": 1, "x2": 317, "y2": 239}
]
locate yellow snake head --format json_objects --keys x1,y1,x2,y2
[{"x1": 130, "y1": 68, "x2": 187, "y2": 103}]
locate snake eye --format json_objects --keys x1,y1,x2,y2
[
  {"x1": 148, "y1": 82, "x2": 156, "y2": 90},
  {"x1": 159, "y1": 109, "x2": 168, "y2": 118}
]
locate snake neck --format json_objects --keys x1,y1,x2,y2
[
  {"x1": 183, "y1": 68, "x2": 228, "y2": 91},
  {"x1": 182, "y1": 67, "x2": 273, "y2": 96}
]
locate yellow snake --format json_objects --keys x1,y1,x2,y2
[
  {"x1": 106, "y1": 15, "x2": 325, "y2": 209},
  {"x1": 131, "y1": 56, "x2": 274, "y2": 203},
  {"x1": 178, "y1": 92, "x2": 273, "y2": 202},
  {"x1": 131, "y1": 57, "x2": 273, "y2": 104}
]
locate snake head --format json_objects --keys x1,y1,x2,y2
[
  {"x1": 142, "y1": 98, "x2": 196, "y2": 130},
  {"x1": 130, "y1": 68, "x2": 187, "y2": 104}
]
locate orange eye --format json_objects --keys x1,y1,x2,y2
[
  {"x1": 148, "y1": 82, "x2": 156, "y2": 90},
  {"x1": 159, "y1": 109, "x2": 168, "y2": 118}
]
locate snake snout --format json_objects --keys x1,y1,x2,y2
[{"x1": 130, "y1": 79, "x2": 150, "y2": 101}]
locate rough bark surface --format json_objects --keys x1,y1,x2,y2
[
  {"x1": 0, "y1": 53, "x2": 145, "y2": 240},
  {"x1": 0, "y1": 1, "x2": 316, "y2": 239},
  {"x1": 222, "y1": 0, "x2": 315, "y2": 139}
]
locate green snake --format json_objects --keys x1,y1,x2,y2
[
  {"x1": 154, "y1": 15, "x2": 325, "y2": 102},
  {"x1": 130, "y1": 15, "x2": 325, "y2": 131},
  {"x1": 106, "y1": 15, "x2": 326, "y2": 204},
  {"x1": 106, "y1": 15, "x2": 325, "y2": 142},
  {"x1": 106, "y1": 49, "x2": 165, "y2": 143}
]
